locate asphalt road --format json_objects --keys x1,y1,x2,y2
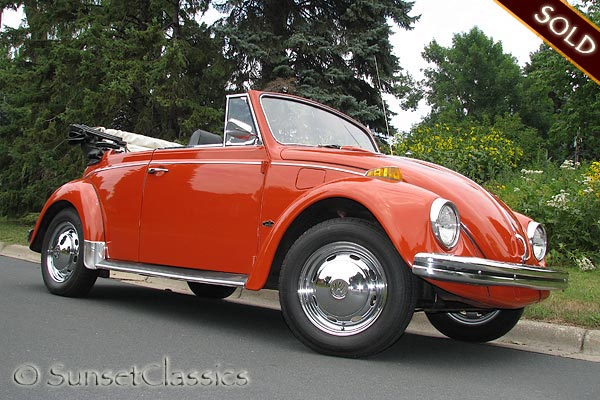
[{"x1": 2, "y1": 256, "x2": 600, "y2": 400}]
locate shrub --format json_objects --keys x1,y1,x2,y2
[
  {"x1": 393, "y1": 123, "x2": 523, "y2": 183},
  {"x1": 488, "y1": 160, "x2": 600, "y2": 270}
]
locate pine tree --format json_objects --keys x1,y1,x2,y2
[
  {"x1": 213, "y1": 0, "x2": 419, "y2": 133},
  {"x1": 0, "y1": 0, "x2": 230, "y2": 216}
]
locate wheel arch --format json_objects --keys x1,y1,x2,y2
[
  {"x1": 246, "y1": 178, "x2": 438, "y2": 290},
  {"x1": 29, "y1": 180, "x2": 105, "y2": 253},
  {"x1": 262, "y1": 197, "x2": 380, "y2": 289}
]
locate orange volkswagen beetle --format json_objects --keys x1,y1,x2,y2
[{"x1": 28, "y1": 91, "x2": 568, "y2": 357}]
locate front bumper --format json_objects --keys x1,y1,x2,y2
[{"x1": 412, "y1": 253, "x2": 568, "y2": 291}]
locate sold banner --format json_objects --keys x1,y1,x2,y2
[{"x1": 495, "y1": 0, "x2": 600, "y2": 85}]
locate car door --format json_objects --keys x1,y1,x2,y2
[{"x1": 138, "y1": 95, "x2": 268, "y2": 274}]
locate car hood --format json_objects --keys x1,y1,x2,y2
[{"x1": 280, "y1": 147, "x2": 528, "y2": 263}]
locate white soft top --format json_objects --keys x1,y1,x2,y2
[{"x1": 96, "y1": 127, "x2": 183, "y2": 152}]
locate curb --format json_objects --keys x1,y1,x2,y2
[
  {"x1": 2, "y1": 242, "x2": 598, "y2": 361},
  {"x1": 0, "y1": 242, "x2": 40, "y2": 264}
]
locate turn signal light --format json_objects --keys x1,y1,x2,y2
[{"x1": 365, "y1": 167, "x2": 403, "y2": 181}]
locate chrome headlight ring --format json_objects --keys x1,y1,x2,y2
[
  {"x1": 430, "y1": 198, "x2": 461, "y2": 250},
  {"x1": 527, "y1": 221, "x2": 547, "y2": 261}
]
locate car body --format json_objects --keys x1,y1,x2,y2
[{"x1": 29, "y1": 90, "x2": 568, "y2": 357}]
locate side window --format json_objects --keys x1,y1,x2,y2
[{"x1": 225, "y1": 96, "x2": 260, "y2": 146}]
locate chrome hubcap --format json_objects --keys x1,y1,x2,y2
[
  {"x1": 298, "y1": 242, "x2": 387, "y2": 336},
  {"x1": 447, "y1": 310, "x2": 501, "y2": 326},
  {"x1": 45, "y1": 222, "x2": 80, "y2": 283}
]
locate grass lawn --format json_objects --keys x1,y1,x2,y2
[
  {"x1": 524, "y1": 264, "x2": 600, "y2": 329},
  {"x1": 0, "y1": 219, "x2": 598, "y2": 329},
  {"x1": 0, "y1": 218, "x2": 31, "y2": 246}
]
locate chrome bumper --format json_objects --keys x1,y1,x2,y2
[{"x1": 412, "y1": 253, "x2": 568, "y2": 291}]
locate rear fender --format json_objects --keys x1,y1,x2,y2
[
  {"x1": 29, "y1": 180, "x2": 105, "y2": 253},
  {"x1": 246, "y1": 177, "x2": 439, "y2": 289}
]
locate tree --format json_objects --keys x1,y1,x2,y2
[
  {"x1": 524, "y1": 44, "x2": 600, "y2": 162},
  {"x1": 522, "y1": 4, "x2": 600, "y2": 162},
  {"x1": 0, "y1": 0, "x2": 230, "y2": 216},
  {"x1": 420, "y1": 27, "x2": 523, "y2": 123},
  {"x1": 213, "y1": 0, "x2": 419, "y2": 133},
  {"x1": 417, "y1": 27, "x2": 546, "y2": 163}
]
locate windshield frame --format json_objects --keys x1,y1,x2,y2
[
  {"x1": 224, "y1": 93, "x2": 263, "y2": 146},
  {"x1": 259, "y1": 93, "x2": 380, "y2": 153}
]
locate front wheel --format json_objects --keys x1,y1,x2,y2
[
  {"x1": 425, "y1": 308, "x2": 524, "y2": 342},
  {"x1": 279, "y1": 218, "x2": 416, "y2": 358},
  {"x1": 41, "y1": 208, "x2": 98, "y2": 297}
]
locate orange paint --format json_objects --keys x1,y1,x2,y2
[{"x1": 30, "y1": 91, "x2": 554, "y2": 309}]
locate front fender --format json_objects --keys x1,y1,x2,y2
[
  {"x1": 246, "y1": 177, "x2": 440, "y2": 289},
  {"x1": 29, "y1": 179, "x2": 105, "y2": 253}
]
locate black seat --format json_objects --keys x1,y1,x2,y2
[{"x1": 189, "y1": 129, "x2": 223, "y2": 146}]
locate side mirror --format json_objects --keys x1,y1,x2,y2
[{"x1": 225, "y1": 118, "x2": 259, "y2": 145}]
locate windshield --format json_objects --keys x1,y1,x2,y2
[{"x1": 261, "y1": 96, "x2": 378, "y2": 152}]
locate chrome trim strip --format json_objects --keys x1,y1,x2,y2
[
  {"x1": 149, "y1": 160, "x2": 262, "y2": 166},
  {"x1": 90, "y1": 160, "x2": 264, "y2": 176},
  {"x1": 96, "y1": 259, "x2": 247, "y2": 287},
  {"x1": 412, "y1": 253, "x2": 568, "y2": 291},
  {"x1": 271, "y1": 161, "x2": 364, "y2": 176},
  {"x1": 83, "y1": 240, "x2": 106, "y2": 270},
  {"x1": 189, "y1": 143, "x2": 223, "y2": 148}
]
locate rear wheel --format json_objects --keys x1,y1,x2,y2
[
  {"x1": 279, "y1": 218, "x2": 416, "y2": 357},
  {"x1": 41, "y1": 208, "x2": 98, "y2": 297},
  {"x1": 187, "y1": 282, "x2": 237, "y2": 299},
  {"x1": 425, "y1": 308, "x2": 523, "y2": 342}
]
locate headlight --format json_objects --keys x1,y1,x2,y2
[
  {"x1": 430, "y1": 198, "x2": 460, "y2": 249},
  {"x1": 527, "y1": 222, "x2": 547, "y2": 261}
]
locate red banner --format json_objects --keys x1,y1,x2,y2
[{"x1": 495, "y1": 0, "x2": 600, "y2": 85}]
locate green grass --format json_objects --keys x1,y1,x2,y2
[
  {"x1": 524, "y1": 263, "x2": 600, "y2": 329},
  {"x1": 0, "y1": 218, "x2": 598, "y2": 329},
  {"x1": 0, "y1": 218, "x2": 32, "y2": 246}
]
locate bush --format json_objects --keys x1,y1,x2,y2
[
  {"x1": 393, "y1": 123, "x2": 523, "y2": 183},
  {"x1": 488, "y1": 160, "x2": 600, "y2": 270}
]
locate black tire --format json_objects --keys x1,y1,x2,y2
[
  {"x1": 187, "y1": 282, "x2": 237, "y2": 299},
  {"x1": 279, "y1": 218, "x2": 416, "y2": 358},
  {"x1": 425, "y1": 308, "x2": 524, "y2": 343},
  {"x1": 41, "y1": 208, "x2": 98, "y2": 297}
]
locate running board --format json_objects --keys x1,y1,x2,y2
[{"x1": 96, "y1": 260, "x2": 247, "y2": 287}]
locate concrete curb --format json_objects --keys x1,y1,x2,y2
[
  {"x1": 2, "y1": 242, "x2": 598, "y2": 361},
  {"x1": 0, "y1": 242, "x2": 40, "y2": 264}
]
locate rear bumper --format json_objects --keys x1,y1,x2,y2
[{"x1": 412, "y1": 253, "x2": 568, "y2": 291}]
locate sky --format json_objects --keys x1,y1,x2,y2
[{"x1": 1, "y1": 1, "x2": 548, "y2": 132}]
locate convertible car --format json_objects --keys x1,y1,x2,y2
[{"x1": 28, "y1": 91, "x2": 568, "y2": 357}]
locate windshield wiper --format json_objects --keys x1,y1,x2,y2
[{"x1": 317, "y1": 143, "x2": 372, "y2": 153}]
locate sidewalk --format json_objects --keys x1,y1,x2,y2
[{"x1": 2, "y1": 242, "x2": 599, "y2": 361}]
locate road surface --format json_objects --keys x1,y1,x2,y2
[{"x1": 2, "y1": 256, "x2": 599, "y2": 400}]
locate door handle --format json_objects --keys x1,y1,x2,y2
[{"x1": 148, "y1": 167, "x2": 169, "y2": 174}]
